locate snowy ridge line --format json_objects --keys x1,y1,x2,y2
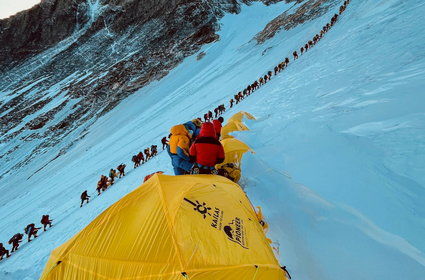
[{"x1": 0, "y1": 0, "x2": 351, "y2": 265}]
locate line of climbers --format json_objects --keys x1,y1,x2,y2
[
  {"x1": 79, "y1": 142, "x2": 164, "y2": 207},
  {"x1": 2, "y1": 1, "x2": 351, "y2": 263},
  {"x1": 230, "y1": 0, "x2": 350, "y2": 109},
  {"x1": 131, "y1": 145, "x2": 159, "y2": 169},
  {"x1": 204, "y1": 105, "x2": 226, "y2": 122},
  {"x1": 80, "y1": 1, "x2": 351, "y2": 206},
  {"x1": 0, "y1": 215, "x2": 52, "y2": 261},
  {"x1": 79, "y1": 143, "x2": 162, "y2": 205}
]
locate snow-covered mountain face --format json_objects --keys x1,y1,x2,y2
[
  {"x1": 1, "y1": 0, "x2": 425, "y2": 279},
  {"x1": 0, "y1": 0, "x2": 337, "y2": 181}
]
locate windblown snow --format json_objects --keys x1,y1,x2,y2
[{"x1": 1, "y1": 0, "x2": 425, "y2": 279}]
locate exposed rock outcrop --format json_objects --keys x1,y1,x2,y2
[{"x1": 255, "y1": 0, "x2": 339, "y2": 44}]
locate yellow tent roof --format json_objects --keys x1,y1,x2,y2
[
  {"x1": 221, "y1": 111, "x2": 256, "y2": 139},
  {"x1": 221, "y1": 138, "x2": 251, "y2": 154},
  {"x1": 228, "y1": 111, "x2": 256, "y2": 123},
  {"x1": 218, "y1": 138, "x2": 252, "y2": 169},
  {"x1": 221, "y1": 121, "x2": 248, "y2": 139},
  {"x1": 41, "y1": 174, "x2": 285, "y2": 280}
]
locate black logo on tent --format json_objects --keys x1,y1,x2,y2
[
  {"x1": 184, "y1": 197, "x2": 224, "y2": 230},
  {"x1": 184, "y1": 198, "x2": 211, "y2": 219},
  {"x1": 223, "y1": 217, "x2": 248, "y2": 249}
]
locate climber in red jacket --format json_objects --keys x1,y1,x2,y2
[
  {"x1": 189, "y1": 122, "x2": 225, "y2": 174},
  {"x1": 212, "y1": 117, "x2": 224, "y2": 140}
]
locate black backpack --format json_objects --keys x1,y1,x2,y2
[{"x1": 24, "y1": 225, "x2": 32, "y2": 235}]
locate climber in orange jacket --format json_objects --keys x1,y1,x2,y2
[{"x1": 167, "y1": 124, "x2": 193, "y2": 175}]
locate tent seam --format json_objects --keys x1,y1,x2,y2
[{"x1": 156, "y1": 175, "x2": 186, "y2": 272}]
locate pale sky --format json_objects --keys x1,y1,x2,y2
[{"x1": 0, "y1": 0, "x2": 41, "y2": 19}]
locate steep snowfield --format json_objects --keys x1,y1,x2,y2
[{"x1": 1, "y1": 0, "x2": 425, "y2": 279}]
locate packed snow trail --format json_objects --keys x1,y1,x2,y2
[{"x1": 1, "y1": 0, "x2": 425, "y2": 279}]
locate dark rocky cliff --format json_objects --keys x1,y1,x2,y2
[{"x1": 0, "y1": 0, "x2": 84, "y2": 70}]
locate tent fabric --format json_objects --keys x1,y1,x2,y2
[
  {"x1": 217, "y1": 138, "x2": 251, "y2": 168},
  {"x1": 228, "y1": 111, "x2": 256, "y2": 123},
  {"x1": 216, "y1": 114, "x2": 254, "y2": 182},
  {"x1": 221, "y1": 111, "x2": 255, "y2": 139},
  {"x1": 221, "y1": 138, "x2": 251, "y2": 155},
  {"x1": 221, "y1": 121, "x2": 249, "y2": 139},
  {"x1": 41, "y1": 174, "x2": 285, "y2": 280},
  {"x1": 215, "y1": 138, "x2": 251, "y2": 182}
]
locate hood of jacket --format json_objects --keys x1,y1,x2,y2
[
  {"x1": 170, "y1": 124, "x2": 190, "y2": 137},
  {"x1": 199, "y1": 122, "x2": 216, "y2": 138}
]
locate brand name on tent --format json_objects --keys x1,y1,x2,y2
[
  {"x1": 224, "y1": 217, "x2": 248, "y2": 249},
  {"x1": 211, "y1": 207, "x2": 224, "y2": 230}
]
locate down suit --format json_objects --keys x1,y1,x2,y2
[
  {"x1": 168, "y1": 124, "x2": 193, "y2": 175},
  {"x1": 212, "y1": 118, "x2": 223, "y2": 139},
  {"x1": 189, "y1": 122, "x2": 225, "y2": 170},
  {"x1": 184, "y1": 119, "x2": 201, "y2": 140}
]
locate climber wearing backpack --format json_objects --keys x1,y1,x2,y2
[
  {"x1": 132, "y1": 154, "x2": 139, "y2": 168},
  {"x1": 96, "y1": 180, "x2": 103, "y2": 195},
  {"x1": 189, "y1": 122, "x2": 225, "y2": 174},
  {"x1": 25, "y1": 223, "x2": 41, "y2": 242},
  {"x1": 151, "y1": 145, "x2": 158, "y2": 157},
  {"x1": 137, "y1": 151, "x2": 144, "y2": 164},
  {"x1": 144, "y1": 147, "x2": 151, "y2": 161},
  {"x1": 213, "y1": 117, "x2": 224, "y2": 140},
  {"x1": 161, "y1": 136, "x2": 168, "y2": 150},
  {"x1": 101, "y1": 175, "x2": 109, "y2": 191},
  {"x1": 218, "y1": 104, "x2": 225, "y2": 115},
  {"x1": 40, "y1": 215, "x2": 53, "y2": 231},
  {"x1": 259, "y1": 77, "x2": 264, "y2": 86},
  {"x1": 0, "y1": 243, "x2": 10, "y2": 260},
  {"x1": 80, "y1": 190, "x2": 90, "y2": 207},
  {"x1": 234, "y1": 93, "x2": 240, "y2": 104},
  {"x1": 117, "y1": 164, "x2": 126, "y2": 177},
  {"x1": 8, "y1": 233, "x2": 23, "y2": 252},
  {"x1": 96, "y1": 175, "x2": 108, "y2": 195},
  {"x1": 109, "y1": 168, "x2": 117, "y2": 185},
  {"x1": 167, "y1": 124, "x2": 193, "y2": 175}
]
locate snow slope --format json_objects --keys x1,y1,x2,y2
[{"x1": 1, "y1": 0, "x2": 425, "y2": 279}]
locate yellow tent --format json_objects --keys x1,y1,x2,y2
[
  {"x1": 41, "y1": 174, "x2": 285, "y2": 280},
  {"x1": 220, "y1": 138, "x2": 251, "y2": 166},
  {"x1": 215, "y1": 138, "x2": 252, "y2": 183},
  {"x1": 221, "y1": 111, "x2": 256, "y2": 139},
  {"x1": 221, "y1": 121, "x2": 249, "y2": 139},
  {"x1": 228, "y1": 111, "x2": 256, "y2": 123}
]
